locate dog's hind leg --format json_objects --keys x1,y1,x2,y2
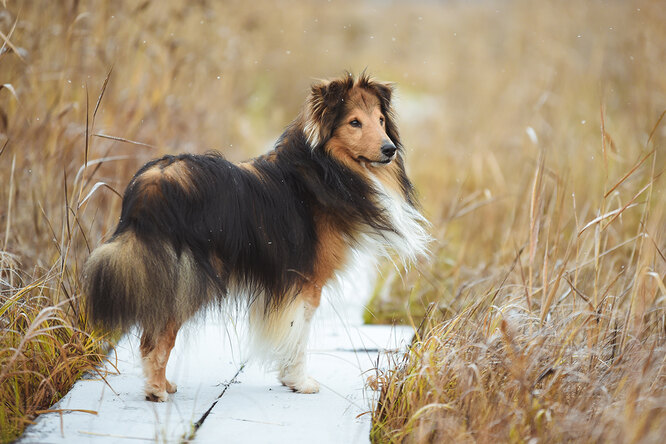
[
  {"x1": 277, "y1": 285, "x2": 321, "y2": 394},
  {"x1": 140, "y1": 320, "x2": 180, "y2": 402}
]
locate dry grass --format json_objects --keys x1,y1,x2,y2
[
  {"x1": 370, "y1": 143, "x2": 666, "y2": 441},
  {"x1": 363, "y1": 1, "x2": 666, "y2": 442},
  {"x1": 0, "y1": 0, "x2": 664, "y2": 442}
]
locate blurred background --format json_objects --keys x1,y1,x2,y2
[
  {"x1": 1, "y1": 1, "x2": 664, "y2": 270},
  {"x1": 1, "y1": 0, "x2": 664, "y2": 281},
  {"x1": 1, "y1": 1, "x2": 665, "y2": 440}
]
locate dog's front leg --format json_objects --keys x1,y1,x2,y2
[{"x1": 278, "y1": 286, "x2": 321, "y2": 394}]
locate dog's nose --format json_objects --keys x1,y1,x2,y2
[{"x1": 381, "y1": 143, "x2": 397, "y2": 158}]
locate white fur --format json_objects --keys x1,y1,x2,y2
[
  {"x1": 303, "y1": 119, "x2": 320, "y2": 149},
  {"x1": 248, "y1": 297, "x2": 307, "y2": 364},
  {"x1": 354, "y1": 173, "x2": 432, "y2": 266},
  {"x1": 248, "y1": 296, "x2": 319, "y2": 393}
]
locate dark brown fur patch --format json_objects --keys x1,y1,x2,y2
[{"x1": 300, "y1": 75, "x2": 355, "y2": 148}]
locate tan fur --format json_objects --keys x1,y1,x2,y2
[
  {"x1": 209, "y1": 254, "x2": 225, "y2": 277},
  {"x1": 321, "y1": 85, "x2": 404, "y2": 204},
  {"x1": 245, "y1": 215, "x2": 347, "y2": 395},
  {"x1": 134, "y1": 167, "x2": 164, "y2": 201},
  {"x1": 138, "y1": 159, "x2": 194, "y2": 193},
  {"x1": 138, "y1": 164, "x2": 163, "y2": 183},
  {"x1": 325, "y1": 138, "x2": 367, "y2": 175},
  {"x1": 239, "y1": 151, "x2": 279, "y2": 178},
  {"x1": 311, "y1": 214, "x2": 348, "y2": 294},
  {"x1": 325, "y1": 89, "x2": 387, "y2": 165},
  {"x1": 370, "y1": 158, "x2": 405, "y2": 196},
  {"x1": 140, "y1": 320, "x2": 180, "y2": 402},
  {"x1": 237, "y1": 161, "x2": 259, "y2": 175}
]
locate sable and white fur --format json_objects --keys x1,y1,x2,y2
[{"x1": 83, "y1": 73, "x2": 429, "y2": 402}]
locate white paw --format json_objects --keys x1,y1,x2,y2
[{"x1": 295, "y1": 376, "x2": 320, "y2": 394}]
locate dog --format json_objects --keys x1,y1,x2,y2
[{"x1": 83, "y1": 73, "x2": 429, "y2": 402}]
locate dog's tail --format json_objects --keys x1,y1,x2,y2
[{"x1": 82, "y1": 231, "x2": 209, "y2": 334}]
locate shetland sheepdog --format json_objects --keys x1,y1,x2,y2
[{"x1": 83, "y1": 73, "x2": 429, "y2": 402}]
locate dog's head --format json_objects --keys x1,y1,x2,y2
[{"x1": 301, "y1": 73, "x2": 401, "y2": 171}]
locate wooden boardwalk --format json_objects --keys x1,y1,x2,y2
[{"x1": 20, "y1": 292, "x2": 412, "y2": 443}]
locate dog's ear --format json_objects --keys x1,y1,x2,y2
[
  {"x1": 367, "y1": 79, "x2": 400, "y2": 148},
  {"x1": 358, "y1": 73, "x2": 394, "y2": 113},
  {"x1": 372, "y1": 81, "x2": 393, "y2": 111},
  {"x1": 302, "y1": 77, "x2": 352, "y2": 148}
]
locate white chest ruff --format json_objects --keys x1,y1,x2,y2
[{"x1": 353, "y1": 176, "x2": 431, "y2": 267}]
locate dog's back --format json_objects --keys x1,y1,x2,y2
[{"x1": 83, "y1": 152, "x2": 320, "y2": 336}]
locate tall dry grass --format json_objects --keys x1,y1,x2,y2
[
  {"x1": 0, "y1": 0, "x2": 664, "y2": 442},
  {"x1": 363, "y1": 1, "x2": 666, "y2": 442},
  {"x1": 370, "y1": 143, "x2": 665, "y2": 441}
]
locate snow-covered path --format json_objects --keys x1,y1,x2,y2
[{"x1": 19, "y1": 270, "x2": 413, "y2": 444}]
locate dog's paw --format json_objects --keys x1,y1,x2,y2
[
  {"x1": 285, "y1": 376, "x2": 320, "y2": 394},
  {"x1": 166, "y1": 380, "x2": 178, "y2": 394},
  {"x1": 145, "y1": 382, "x2": 168, "y2": 402},
  {"x1": 295, "y1": 376, "x2": 320, "y2": 394},
  {"x1": 145, "y1": 389, "x2": 168, "y2": 402}
]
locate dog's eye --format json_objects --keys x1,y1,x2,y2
[
  {"x1": 379, "y1": 117, "x2": 385, "y2": 126},
  {"x1": 349, "y1": 119, "x2": 362, "y2": 128}
]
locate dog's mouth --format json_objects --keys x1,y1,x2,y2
[{"x1": 357, "y1": 156, "x2": 392, "y2": 167}]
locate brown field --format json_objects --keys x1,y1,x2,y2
[{"x1": 1, "y1": 0, "x2": 665, "y2": 442}]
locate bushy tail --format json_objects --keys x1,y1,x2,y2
[{"x1": 82, "y1": 232, "x2": 209, "y2": 335}]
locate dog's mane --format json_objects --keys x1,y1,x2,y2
[{"x1": 270, "y1": 126, "x2": 396, "y2": 236}]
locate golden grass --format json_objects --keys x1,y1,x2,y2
[
  {"x1": 370, "y1": 145, "x2": 665, "y2": 441},
  {"x1": 0, "y1": 0, "x2": 664, "y2": 442},
  {"x1": 362, "y1": 1, "x2": 666, "y2": 441}
]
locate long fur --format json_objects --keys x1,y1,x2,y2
[{"x1": 82, "y1": 72, "x2": 429, "y2": 398}]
